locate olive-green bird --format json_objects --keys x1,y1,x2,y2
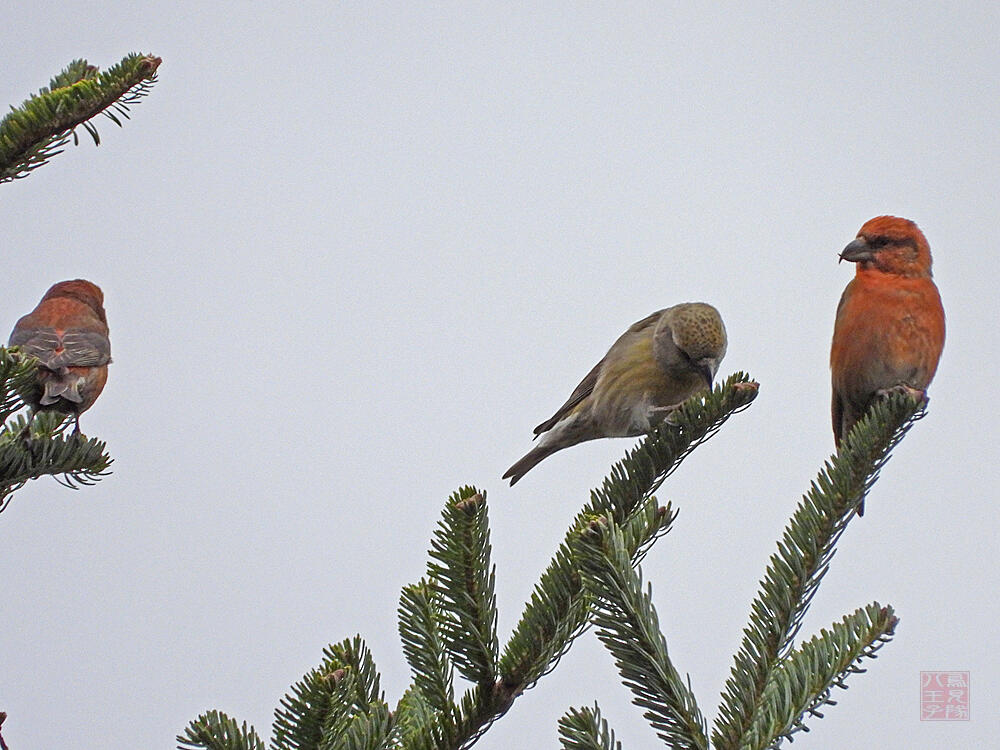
[{"x1": 503, "y1": 302, "x2": 727, "y2": 485}]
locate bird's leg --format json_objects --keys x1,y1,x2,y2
[
  {"x1": 647, "y1": 404, "x2": 683, "y2": 427},
  {"x1": 16, "y1": 409, "x2": 35, "y2": 445},
  {"x1": 72, "y1": 414, "x2": 81, "y2": 437},
  {"x1": 876, "y1": 383, "x2": 927, "y2": 404}
]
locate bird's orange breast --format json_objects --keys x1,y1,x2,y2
[{"x1": 832, "y1": 269, "x2": 945, "y2": 397}]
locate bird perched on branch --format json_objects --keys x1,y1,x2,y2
[
  {"x1": 8, "y1": 279, "x2": 111, "y2": 434},
  {"x1": 503, "y1": 303, "x2": 727, "y2": 485},
  {"x1": 830, "y1": 216, "x2": 945, "y2": 514}
]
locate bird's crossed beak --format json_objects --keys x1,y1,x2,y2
[
  {"x1": 697, "y1": 361, "x2": 716, "y2": 390},
  {"x1": 839, "y1": 237, "x2": 874, "y2": 264}
]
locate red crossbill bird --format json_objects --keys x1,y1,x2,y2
[
  {"x1": 8, "y1": 279, "x2": 111, "y2": 434},
  {"x1": 830, "y1": 216, "x2": 945, "y2": 514},
  {"x1": 504, "y1": 303, "x2": 727, "y2": 485}
]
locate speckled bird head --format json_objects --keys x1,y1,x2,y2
[
  {"x1": 840, "y1": 216, "x2": 933, "y2": 278},
  {"x1": 668, "y1": 302, "x2": 727, "y2": 384}
]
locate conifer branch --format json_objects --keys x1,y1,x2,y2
[
  {"x1": 394, "y1": 689, "x2": 440, "y2": 748},
  {"x1": 0, "y1": 410, "x2": 113, "y2": 512},
  {"x1": 712, "y1": 393, "x2": 924, "y2": 749},
  {"x1": 558, "y1": 704, "x2": 623, "y2": 750},
  {"x1": 619, "y1": 497, "x2": 679, "y2": 568},
  {"x1": 499, "y1": 374, "x2": 758, "y2": 692},
  {"x1": 740, "y1": 603, "x2": 897, "y2": 749},
  {"x1": 268, "y1": 637, "x2": 385, "y2": 749},
  {"x1": 440, "y1": 375, "x2": 757, "y2": 748},
  {"x1": 0, "y1": 348, "x2": 38, "y2": 425},
  {"x1": 398, "y1": 581, "x2": 457, "y2": 726},
  {"x1": 177, "y1": 710, "x2": 266, "y2": 750},
  {"x1": 339, "y1": 701, "x2": 394, "y2": 750},
  {"x1": 332, "y1": 637, "x2": 385, "y2": 714},
  {"x1": 577, "y1": 515, "x2": 708, "y2": 750},
  {"x1": 177, "y1": 376, "x2": 758, "y2": 750},
  {"x1": 427, "y1": 489, "x2": 499, "y2": 687},
  {"x1": 0, "y1": 53, "x2": 160, "y2": 183}
]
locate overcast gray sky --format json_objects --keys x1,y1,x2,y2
[{"x1": 2, "y1": 2, "x2": 998, "y2": 748}]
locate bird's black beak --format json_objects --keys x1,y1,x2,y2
[
  {"x1": 699, "y1": 364, "x2": 714, "y2": 390},
  {"x1": 839, "y1": 237, "x2": 874, "y2": 264}
]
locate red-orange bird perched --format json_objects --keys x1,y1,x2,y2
[
  {"x1": 8, "y1": 279, "x2": 111, "y2": 434},
  {"x1": 831, "y1": 216, "x2": 945, "y2": 514}
]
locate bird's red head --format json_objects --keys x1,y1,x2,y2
[
  {"x1": 40, "y1": 279, "x2": 106, "y2": 319},
  {"x1": 840, "y1": 216, "x2": 933, "y2": 278},
  {"x1": 42, "y1": 279, "x2": 103, "y2": 303}
]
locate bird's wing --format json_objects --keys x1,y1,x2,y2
[
  {"x1": 57, "y1": 329, "x2": 111, "y2": 366},
  {"x1": 833, "y1": 281, "x2": 853, "y2": 325},
  {"x1": 830, "y1": 282, "x2": 856, "y2": 446},
  {"x1": 532, "y1": 358, "x2": 603, "y2": 436},
  {"x1": 831, "y1": 389, "x2": 844, "y2": 446},
  {"x1": 9, "y1": 326, "x2": 60, "y2": 357},
  {"x1": 532, "y1": 310, "x2": 664, "y2": 436},
  {"x1": 10, "y1": 326, "x2": 110, "y2": 368}
]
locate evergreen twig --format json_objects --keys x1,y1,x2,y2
[
  {"x1": 577, "y1": 515, "x2": 709, "y2": 750},
  {"x1": 558, "y1": 704, "x2": 623, "y2": 750},
  {"x1": 456, "y1": 375, "x2": 758, "y2": 747},
  {"x1": 269, "y1": 637, "x2": 385, "y2": 750},
  {"x1": 427, "y1": 490, "x2": 499, "y2": 687},
  {"x1": 712, "y1": 392, "x2": 925, "y2": 749},
  {"x1": 177, "y1": 710, "x2": 265, "y2": 750},
  {"x1": 178, "y1": 376, "x2": 760, "y2": 750},
  {"x1": 0, "y1": 348, "x2": 114, "y2": 512},
  {"x1": 0, "y1": 412, "x2": 113, "y2": 512},
  {"x1": 741, "y1": 603, "x2": 897, "y2": 749},
  {"x1": 0, "y1": 53, "x2": 160, "y2": 183},
  {"x1": 499, "y1": 375, "x2": 758, "y2": 692},
  {"x1": 398, "y1": 581, "x2": 457, "y2": 727}
]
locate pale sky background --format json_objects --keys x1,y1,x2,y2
[{"x1": 2, "y1": 2, "x2": 998, "y2": 748}]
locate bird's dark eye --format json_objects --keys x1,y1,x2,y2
[{"x1": 868, "y1": 236, "x2": 889, "y2": 249}]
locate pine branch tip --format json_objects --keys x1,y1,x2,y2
[
  {"x1": 324, "y1": 668, "x2": 348, "y2": 686},
  {"x1": 453, "y1": 491, "x2": 486, "y2": 513},
  {"x1": 1, "y1": 52, "x2": 162, "y2": 183},
  {"x1": 138, "y1": 55, "x2": 163, "y2": 76}
]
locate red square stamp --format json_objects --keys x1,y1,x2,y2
[{"x1": 920, "y1": 671, "x2": 970, "y2": 720}]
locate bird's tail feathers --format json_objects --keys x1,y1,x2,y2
[
  {"x1": 504, "y1": 414, "x2": 596, "y2": 486},
  {"x1": 40, "y1": 369, "x2": 84, "y2": 405},
  {"x1": 502, "y1": 443, "x2": 564, "y2": 486}
]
